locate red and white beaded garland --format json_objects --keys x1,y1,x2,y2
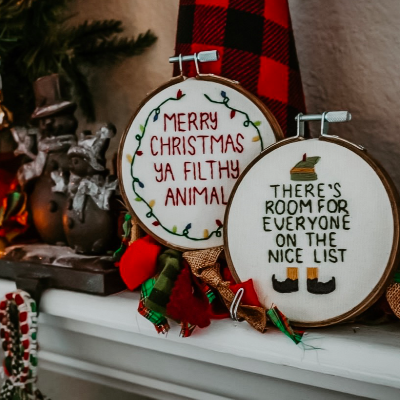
[{"x1": 0, "y1": 290, "x2": 46, "y2": 400}]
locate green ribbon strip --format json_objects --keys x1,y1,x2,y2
[
  {"x1": 113, "y1": 213, "x2": 132, "y2": 261},
  {"x1": 267, "y1": 305, "x2": 303, "y2": 345}
]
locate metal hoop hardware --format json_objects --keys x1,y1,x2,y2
[
  {"x1": 296, "y1": 111, "x2": 352, "y2": 138},
  {"x1": 193, "y1": 53, "x2": 200, "y2": 75},
  {"x1": 230, "y1": 288, "x2": 244, "y2": 321},
  {"x1": 178, "y1": 54, "x2": 183, "y2": 76},
  {"x1": 169, "y1": 50, "x2": 219, "y2": 76}
]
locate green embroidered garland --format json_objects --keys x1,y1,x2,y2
[{"x1": 129, "y1": 88, "x2": 263, "y2": 242}]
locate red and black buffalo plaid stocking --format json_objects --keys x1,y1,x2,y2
[{"x1": 174, "y1": 0, "x2": 306, "y2": 136}]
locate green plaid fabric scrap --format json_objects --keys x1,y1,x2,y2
[
  {"x1": 139, "y1": 267, "x2": 217, "y2": 337},
  {"x1": 138, "y1": 278, "x2": 170, "y2": 334},
  {"x1": 180, "y1": 321, "x2": 196, "y2": 338}
]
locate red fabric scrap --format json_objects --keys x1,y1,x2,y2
[
  {"x1": 222, "y1": 264, "x2": 263, "y2": 307},
  {"x1": 119, "y1": 235, "x2": 162, "y2": 290},
  {"x1": 208, "y1": 299, "x2": 230, "y2": 320},
  {"x1": 222, "y1": 264, "x2": 236, "y2": 284},
  {"x1": 231, "y1": 279, "x2": 262, "y2": 307},
  {"x1": 167, "y1": 261, "x2": 211, "y2": 328}
]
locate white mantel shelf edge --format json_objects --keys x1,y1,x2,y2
[{"x1": 0, "y1": 279, "x2": 399, "y2": 400}]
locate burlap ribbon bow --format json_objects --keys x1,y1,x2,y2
[
  {"x1": 386, "y1": 282, "x2": 400, "y2": 318},
  {"x1": 183, "y1": 246, "x2": 268, "y2": 333}
]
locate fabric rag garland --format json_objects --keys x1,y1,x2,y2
[
  {"x1": 174, "y1": 0, "x2": 306, "y2": 136},
  {"x1": 145, "y1": 249, "x2": 183, "y2": 316},
  {"x1": 136, "y1": 245, "x2": 217, "y2": 337},
  {"x1": 0, "y1": 290, "x2": 47, "y2": 400},
  {"x1": 167, "y1": 260, "x2": 215, "y2": 329},
  {"x1": 267, "y1": 305, "x2": 303, "y2": 344},
  {"x1": 138, "y1": 278, "x2": 170, "y2": 334},
  {"x1": 118, "y1": 235, "x2": 162, "y2": 291},
  {"x1": 183, "y1": 246, "x2": 268, "y2": 333},
  {"x1": 117, "y1": 232, "x2": 303, "y2": 343}
]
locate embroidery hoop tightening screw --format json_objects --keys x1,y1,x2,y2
[
  {"x1": 169, "y1": 50, "x2": 220, "y2": 76},
  {"x1": 295, "y1": 111, "x2": 352, "y2": 138}
]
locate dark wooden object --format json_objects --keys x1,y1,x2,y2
[{"x1": 0, "y1": 258, "x2": 126, "y2": 299}]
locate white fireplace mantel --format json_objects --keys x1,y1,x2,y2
[{"x1": 0, "y1": 279, "x2": 399, "y2": 400}]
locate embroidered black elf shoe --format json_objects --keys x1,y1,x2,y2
[
  {"x1": 272, "y1": 274, "x2": 299, "y2": 293},
  {"x1": 307, "y1": 277, "x2": 336, "y2": 294},
  {"x1": 306, "y1": 267, "x2": 336, "y2": 294}
]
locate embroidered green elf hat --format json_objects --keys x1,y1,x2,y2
[{"x1": 290, "y1": 154, "x2": 320, "y2": 181}]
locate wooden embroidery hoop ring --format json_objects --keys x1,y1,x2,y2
[
  {"x1": 224, "y1": 132, "x2": 400, "y2": 328},
  {"x1": 118, "y1": 71, "x2": 284, "y2": 252}
]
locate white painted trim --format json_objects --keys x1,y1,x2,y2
[
  {"x1": 1, "y1": 280, "x2": 399, "y2": 399},
  {"x1": 39, "y1": 351, "x2": 226, "y2": 400}
]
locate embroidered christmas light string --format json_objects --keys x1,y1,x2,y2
[
  {"x1": 127, "y1": 87, "x2": 265, "y2": 243},
  {"x1": 128, "y1": 89, "x2": 223, "y2": 242},
  {"x1": 204, "y1": 91, "x2": 264, "y2": 149}
]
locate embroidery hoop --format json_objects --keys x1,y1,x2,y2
[
  {"x1": 118, "y1": 52, "x2": 283, "y2": 251},
  {"x1": 224, "y1": 112, "x2": 400, "y2": 327}
]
